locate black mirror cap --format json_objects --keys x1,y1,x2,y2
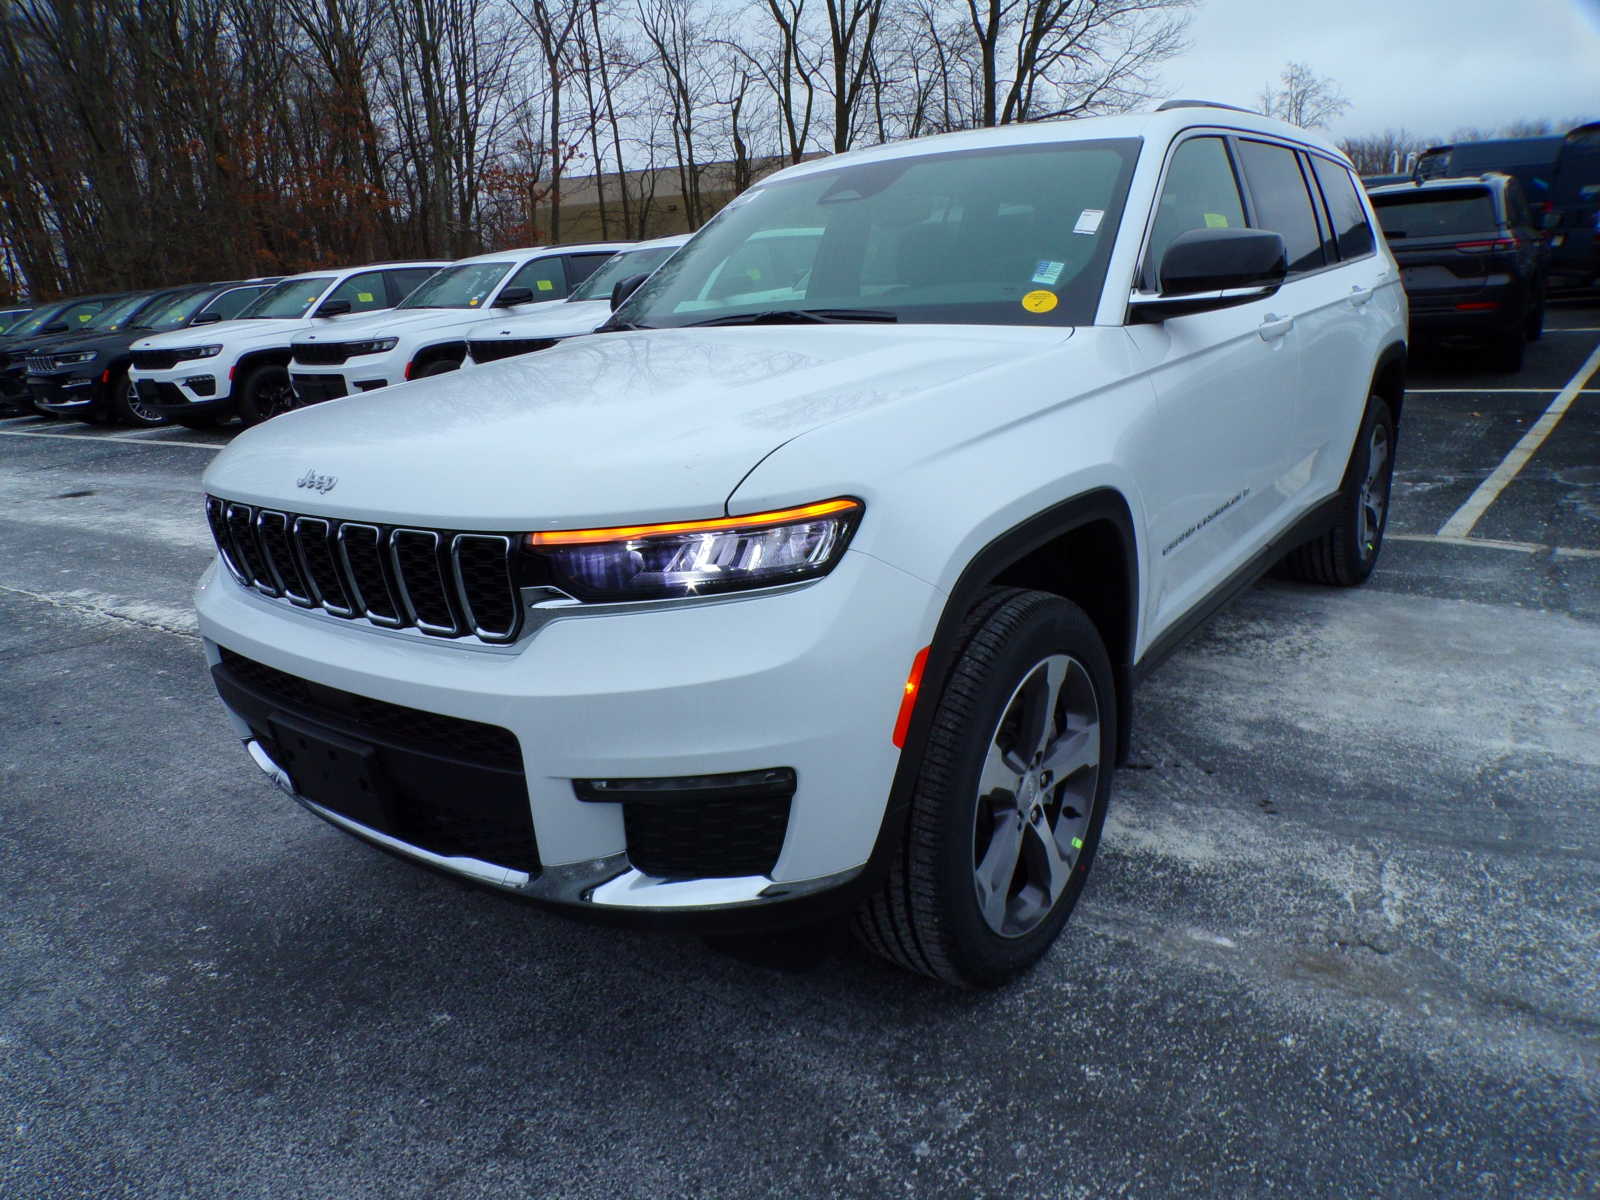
[
  {"x1": 42, "y1": 322, "x2": 69, "y2": 334},
  {"x1": 315, "y1": 298, "x2": 352, "y2": 318},
  {"x1": 190, "y1": 312, "x2": 222, "y2": 326},
  {"x1": 610, "y1": 273, "x2": 649, "y2": 312},
  {"x1": 1159, "y1": 228, "x2": 1287, "y2": 297},
  {"x1": 496, "y1": 286, "x2": 535, "y2": 307}
]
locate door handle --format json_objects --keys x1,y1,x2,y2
[
  {"x1": 1349, "y1": 284, "x2": 1374, "y2": 308},
  {"x1": 1258, "y1": 313, "x2": 1294, "y2": 342}
]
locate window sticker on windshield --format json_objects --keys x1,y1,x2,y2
[
  {"x1": 469, "y1": 297, "x2": 481, "y2": 306},
  {"x1": 1204, "y1": 213, "x2": 1230, "y2": 229},
  {"x1": 78, "y1": 313, "x2": 92, "y2": 322},
  {"x1": 537, "y1": 279, "x2": 554, "y2": 291},
  {"x1": 1073, "y1": 209, "x2": 1104, "y2": 235},
  {"x1": 1022, "y1": 290, "x2": 1058, "y2": 314},
  {"x1": 1032, "y1": 260, "x2": 1065, "y2": 286},
  {"x1": 357, "y1": 292, "x2": 375, "y2": 302}
]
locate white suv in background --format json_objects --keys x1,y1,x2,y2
[
  {"x1": 464, "y1": 235, "x2": 689, "y2": 365},
  {"x1": 129, "y1": 263, "x2": 448, "y2": 428},
  {"x1": 287, "y1": 244, "x2": 629, "y2": 405},
  {"x1": 196, "y1": 103, "x2": 1405, "y2": 986}
]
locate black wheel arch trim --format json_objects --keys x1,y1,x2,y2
[{"x1": 413, "y1": 340, "x2": 468, "y2": 368}]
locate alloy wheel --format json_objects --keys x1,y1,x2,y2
[
  {"x1": 971, "y1": 653, "x2": 1101, "y2": 938},
  {"x1": 1360, "y1": 422, "x2": 1391, "y2": 559},
  {"x1": 122, "y1": 378, "x2": 165, "y2": 426}
]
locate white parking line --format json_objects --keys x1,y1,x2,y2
[
  {"x1": 0, "y1": 428, "x2": 221, "y2": 450},
  {"x1": 1437, "y1": 340, "x2": 1600, "y2": 538},
  {"x1": 1406, "y1": 388, "x2": 1586, "y2": 394},
  {"x1": 1391, "y1": 533, "x2": 1600, "y2": 560}
]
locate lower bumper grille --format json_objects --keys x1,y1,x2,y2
[
  {"x1": 215, "y1": 648, "x2": 537, "y2": 873},
  {"x1": 291, "y1": 373, "x2": 348, "y2": 405}
]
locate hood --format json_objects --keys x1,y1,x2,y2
[
  {"x1": 295, "y1": 307, "x2": 494, "y2": 344},
  {"x1": 204, "y1": 324, "x2": 1067, "y2": 529},
  {"x1": 467, "y1": 300, "x2": 611, "y2": 343},
  {"x1": 132, "y1": 316, "x2": 301, "y2": 351}
]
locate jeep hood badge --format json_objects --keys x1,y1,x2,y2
[{"x1": 297, "y1": 468, "x2": 338, "y2": 494}]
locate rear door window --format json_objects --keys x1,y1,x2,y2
[
  {"x1": 1143, "y1": 136, "x2": 1248, "y2": 288},
  {"x1": 1371, "y1": 189, "x2": 1497, "y2": 240},
  {"x1": 562, "y1": 254, "x2": 615, "y2": 287},
  {"x1": 1309, "y1": 156, "x2": 1377, "y2": 260},
  {"x1": 1236, "y1": 139, "x2": 1326, "y2": 273},
  {"x1": 325, "y1": 270, "x2": 393, "y2": 314}
]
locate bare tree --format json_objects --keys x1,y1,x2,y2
[
  {"x1": 1337, "y1": 129, "x2": 1430, "y2": 176},
  {"x1": 1258, "y1": 61, "x2": 1350, "y2": 130}
]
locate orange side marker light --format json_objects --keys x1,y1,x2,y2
[{"x1": 892, "y1": 646, "x2": 931, "y2": 748}]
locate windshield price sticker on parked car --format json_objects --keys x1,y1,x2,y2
[
  {"x1": 1073, "y1": 208, "x2": 1105, "y2": 235},
  {"x1": 1032, "y1": 260, "x2": 1066, "y2": 286}
]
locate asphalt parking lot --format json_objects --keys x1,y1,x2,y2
[{"x1": 3, "y1": 307, "x2": 1598, "y2": 1198}]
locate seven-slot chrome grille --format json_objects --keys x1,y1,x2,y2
[
  {"x1": 205, "y1": 496, "x2": 522, "y2": 643},
  {"x1": 26, "y1": 354, "x2": 58, "y2": 373}
]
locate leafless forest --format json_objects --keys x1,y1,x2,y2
[{"x1": 0, "y1": 0, "x2": 1192, "y2": 298}]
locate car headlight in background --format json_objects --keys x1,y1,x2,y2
[
  {"x1": 54, "y1": 350, "x2": 98, "y2": 365},
  {"x1": 525, "y1": 498, "x2": 863, "y2": 601},
  {"x1": 347, "y1": 338, "x2": 399, "y2": 355},
  {"x1": 168, "y1": 345, "x2": 224, "y2": 363}
]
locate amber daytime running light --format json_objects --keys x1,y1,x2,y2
[{"x1": 523, "y1": 498, "x2": 864, "y2": 602}]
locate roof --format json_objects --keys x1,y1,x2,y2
[
  {"x1": 759, "y1": 103, "x2": 1350, "y2": 188},
  {"x1": 449, "y1": 242, "x2": 636, "y2": 265},
  {"x1": 1367, "y1": 175, "x2": 1509, "y2": 198}
]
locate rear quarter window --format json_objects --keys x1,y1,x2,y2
[
  {"x1": 1372, "y1": 189, "x2": 1498, "y2": 239},
  {"x1": 1309, "y1": 156, "x2": 1376, "y2": 260}
]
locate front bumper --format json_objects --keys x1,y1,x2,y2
[
  {"x1": 196, "y1": 548, "x2": 941, "y2": 922},
  {"x1": 28, "y1": 371, "x2": 104, "y2": 415},
  {"x1": 131, "y1": 364, "x2": 231, "y2": 416},
  {"x1": 289, "y1": 357, "x2": 399, "y2": 404}
]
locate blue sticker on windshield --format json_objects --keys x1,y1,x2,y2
[{"x1": 1032, "y1": 260, "x2": 1065, "y2": 286}]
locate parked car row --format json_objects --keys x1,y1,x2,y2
[{"x1": 1, "y1": 237, "x2": 691, "y2": 430}]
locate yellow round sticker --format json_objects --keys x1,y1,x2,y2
[{"x1": 1022, "y1": 289, "x2": 1058, "y2": 314}]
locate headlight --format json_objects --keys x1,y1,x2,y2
[
  {"x1": 55, "y1": 350, "x2": 98, "y2": 365},
  {"x1": 173, "y1": 345, "x2": 223, "y2": 361},
  {"x1": 524, "y1": 498, "x2": 862, "y2": 601},
  {"x1": 347, "y1": 337, "x2": 399, "y2": 355}
]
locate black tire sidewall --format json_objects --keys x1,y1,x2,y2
[
  {"x1": 927, "y1": 595, "x2": 1117, "y2": 984},
  {"x1": 238, "y1": 365, "x2": 293, "y2": 425}
]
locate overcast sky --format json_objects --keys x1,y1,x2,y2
[{"x1": 1159, "y1": 0, "x2": 1600, "y2": 140}]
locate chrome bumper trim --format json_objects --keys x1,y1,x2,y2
[{"x1": 243, "y1": 738, "x2": 861, "y2": 912}]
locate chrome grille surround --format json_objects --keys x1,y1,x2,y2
[{"x1": 204, "y1": 496, "x2": 522, "y2": 644}]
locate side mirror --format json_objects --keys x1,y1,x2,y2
[
  {"x1": 315, "y1": 298, "x2": 352, "y2": 318},
  {"x1": 42, "y1": 322, "x2": 68, "y2": 334},
  {"x1": 190, "y1": 312, "x2": 222, "y2": 326},
  {"x1": 610, "y1": 273, "x2": 649, "y2": 311},
  {"x1": 495, "y1": 286, "x2": 535, "y2": 307},
  {"x1": 1130, "y1": 228, "x2": 1287, "y2": 322}
]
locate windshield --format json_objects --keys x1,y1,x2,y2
[
  {"x1": 0, "y1": 309, "x2": 31, "y2": 334},
  {"x1": 1373, "y1": 189, "x2": 1497, "y2": 238},
  {"x1": 84, "y1": 293, "x2": 155, "y2": 332},
  {"x1": 570, "y1": 245, "x2": 680, "y2": 302},
  {"x1": 616, "y1": 138, "x2": 1140, "y2": 329},
  {"x1": 239, "y1": 276, "x2": 335, "y2": 319},
  {"x1": 134, "y1": 289, "x2": 210, "y2": 331},
  {"x1": 399, "y1": 263, "x2": 514, "y2": 309},
  {"x1": 5, "y1": 305, "x2": 62, "y2": 337}
]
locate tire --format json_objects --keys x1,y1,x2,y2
[
  {"x1": 1281, "y1": 394, "x2": 1395, "y2": 587},
  {"x1": 415, "y1": 358, "x2": 458, "y2": 379},
  {"x1": 854, "y1": 587, "x2": 1116, "y2": 988},
  {"x1": 1491, "y1": 324, "x2": 1525, "y2": 372},
  {"x1": 109, "y1": 371, "x2": 168, "y2": 427},
  {"x1": 1525, "y1": 287, "x2": 1545, "y2": 342},
  {"x1": 234, "y1": 364, "x2": 297, "y2": 426}
]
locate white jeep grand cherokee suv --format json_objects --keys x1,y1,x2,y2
[
  {"x1": 129, "y1": 262, "x2": 449, "y2": 427},
  {"x1": 196, "y1": 104, "x2": 1405, "y2": 986},
  {"x1": 287, "y1": 243, "x2": 631, "y2": 403},
  {"x1": 464, "y1": 235, "x2": 690, "y2": 365}
]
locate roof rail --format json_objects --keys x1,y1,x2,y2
[{"x1": 1157, "y1": 99, "x2": 1257, "y2": 114}]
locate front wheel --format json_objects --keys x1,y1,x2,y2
[
  {"x1": 854, "y1": 588, "x2": 1115, "y2": 987},
  {"x1": 110, "y1": 371, "x2": 168, "y2": 427},
  {"x1": 234, "y1": 365, "x2": 297, "y2": 426},
  {"x1": 1281, "y1": 394, "x2": 1395, "y2": 587}
]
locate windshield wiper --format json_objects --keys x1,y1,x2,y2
[
  {"x1": 686, "y1": 308, "x2": 899, "y2": 327},
  {"x1": 597, "y1": 318, "x2": 654, "y2": 332}
]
